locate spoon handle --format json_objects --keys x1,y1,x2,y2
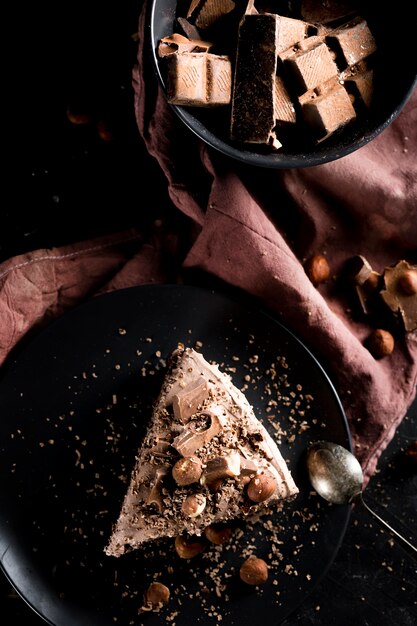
[{"x1": 354, "y1": 492, "x2": 417, "y2": 559}]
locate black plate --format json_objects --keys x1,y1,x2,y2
[{"x1": 0, "y1": 284, "x2": 351, "y2": 625}]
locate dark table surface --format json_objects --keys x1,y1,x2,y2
[{"x1": 3, "y1": 1, "x2": 417, "y2": 624}]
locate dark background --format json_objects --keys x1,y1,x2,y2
[{"x1": 3, "y1": 1, "x2": 417, "y2": 624}]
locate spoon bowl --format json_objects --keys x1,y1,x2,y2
[
  {"x1": 306, "y1": 441, "x2": 417, "y2": 559},
  {"x1": 306, "y1": 440, "x2": 363, "y2": 504}
]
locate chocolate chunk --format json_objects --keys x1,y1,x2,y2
[
  {"x1": 298, "y1": 78, "x2": 356, "y2": 142},
  {"x1": 172, "y1": 407, "x2": 226, "y2": 456},
  {"x1": 187, "y1": 0, "x2": 236, "y2": 31},
  {"x1": 158, "y1": 33, "x2": 213, "y2": 57},
  {"x1": 177, "y1": 16, "x2": 203, "y2": 41},
  {"x1": 280, "y1": 36, "x2": 339, "y2": 94},
  {"x1": 348, "y1": 255, "x2": 381, "y2": 315},
  {"x1": 326, "y1": 17, "x2": 377, "y2": 69},
  {"x1": 239, "y1": 455, "x2": 258, "y2": 476},
  {"x1": 172, "y1": 378, "x2": 210, "y2": 424},
  {"x1": 274, "y1": 14, "x2": 313, "y2": 53},
  {"x1": 342, "y1": 62, "x2": 374, "y2": 109},
  {"x1": 165, "y1": 52, "x2": 231, "y2": 106},
  {"x1": 146, "y1": 465, "x2": 170, "y2": 512},
  {"x1": 274, "y1": 75, "x2": 297, "y2": 125},
  {"x1": 380, "y1": 261, "x2": 417, "y2": 332},
  {"x1": 201, "y1": 451, "x2": 242, "y2": 486}
]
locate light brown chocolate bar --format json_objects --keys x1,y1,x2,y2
[
  {"x1": 274, "y1": 75, "x2": 297, "y2": 125},
  {"x1": 298, "y1": 77, "x2": 356, "y2": 142},
  {"x1": 231, "y1": 14, "x2": 280, "y2": 145},
  {"x1": 280, "y1": 36, "x2": 339, "y2": 94},
  {"x1": 245, "y1": 2, "x2": 313, "y2": 52},
  {"x1": 187, "y1": 0, "x2": 236, "y2": 31},
  {"x1": 166, "y1": 51, "x2": 231, "y2": 106},
  {"x1": 326, "y1": 17, "x2": 377, "y2": 68},
  {"x1": 342, "y1": 62, "x2": 374, "y2": 109},
  {"x1": 276, "y1": 14, "x2": 314, "y2": 52}
]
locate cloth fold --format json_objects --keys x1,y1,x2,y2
[{"x1": 1, "y1": 0, "x2": 416, "y2": 487}]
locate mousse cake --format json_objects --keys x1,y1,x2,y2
[{"x1": 105, "y1": 345, "x2": 298, "y2": 557}]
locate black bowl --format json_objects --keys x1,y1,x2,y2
[{"x1": 148, "y1": 0, "x2": 417, "y2": 168}]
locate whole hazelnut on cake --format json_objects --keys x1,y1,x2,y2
[
  {"x1": 172, "y1": 456, "x2": 203, "y2": 485},
  {"x1": 247, "y1": 472, "x2": 277, "y2": 503}
]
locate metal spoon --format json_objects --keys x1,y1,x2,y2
[{"x1": 306, "y1": 440, "x2": 417, "y2": 558}]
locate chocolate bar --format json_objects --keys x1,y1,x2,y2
[
  {"x1": 274, "y1": 75, "x2": 297, "y2": 125},
  {"x1": 280, "y1": 36, "x2": 339, "y2": 94},
  {"x1": 342, "y1": 62, "x2": 374, "y2": 109},
  {"x1": 245, "y1": 1, "x2": 313, "y2": 52},
  {"x1": 298, "y1": 78, "x2": 356, "y2": 142},
  {"x1": 166, "y1": 51, "x2": 231, "y2": 106},
  {"x1": 231, "y1": 14, "x2": 280, "y2": 145},
  {"x1": 187, "y1": 0, "x2": 236, "y2": 31},
  {"x1": 326, "y1": 16, "x2": 377, "y2": 68}
]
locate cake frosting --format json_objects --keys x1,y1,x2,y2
[{"x1": 105, "y1": 346, "x2": 298, "y2": 557}]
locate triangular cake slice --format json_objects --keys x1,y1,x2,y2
[{"x1": 105, "y1": 346, "x2": 298, "y2": 557}]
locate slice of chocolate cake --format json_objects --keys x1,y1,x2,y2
[{"x1": 105, "y1": 346, "x2": 298, "y2": 557}]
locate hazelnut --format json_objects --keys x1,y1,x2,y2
[
  {"x1": 96, "y1": 119, "x2": 114, "y2": 142},
  {"x1": 174, "y1": 534, "x2": 205, "y2": 559},
  {"x1": 405, "y1": 441, "x2": 417, "y2": 466},
  {"x1": 143, "y1": 581, "x2": 170, "y2": 608},
  {"x1": 172, "y1": 456, "x2": 202, "y2": 486},
  {"x1": 366, "y1": 328, "x2": 395, "y2": 358},
  {"x1": 181, "y1": 493, "x2": 206, "y2": 517},
  {"x1": 204, "y1": 524, "x2": 233, "y2": 545},
  {"x1": 239, "y1": 556, "x2": 269, "y2": 585},
  {"x1": 66, "y1": 106, "x2": 90, "y2": 126},
  {"x1": 305, "y1": 254, "x2": 330, "y2": 286},
  {"x1": 398, "y1": 270, "x2": 417, "y2": 295},
  {"x1": 247, "y1": 472, "x2": 277, "y2": 503}
]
